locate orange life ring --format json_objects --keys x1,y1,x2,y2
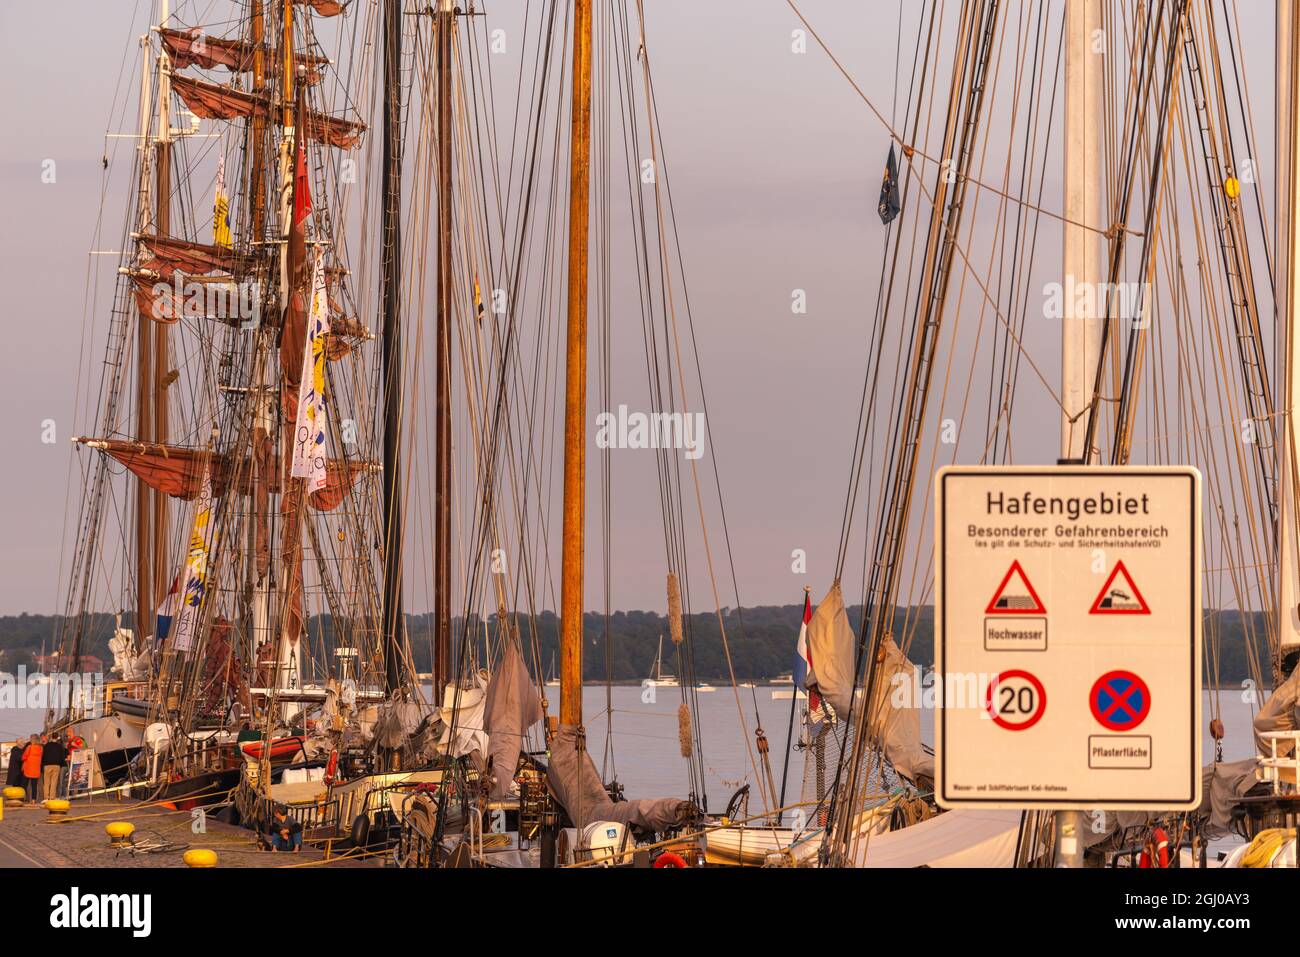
[
  {"x1": 1138, "y1": 825, "x2": 1170, "y2": 868},
  {"x1": 653, "y1": 851, "x2": 688, "y2": 869},
  {"x1": 324, "y1": 749, "x2": 339, "y2": 785}
]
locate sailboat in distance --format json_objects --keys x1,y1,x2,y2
[{"x1": 647, "y1": 634, "x2": 678, "y2": 688}]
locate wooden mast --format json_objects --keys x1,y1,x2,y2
[
  {"x1": 559, "y1": 0, "x2": 592, "y2": 728},
  {"x1": 136, "y1": 0, "x2": 174, "y2": 641},
  {"x1": 380, "y1": 0, "x2": 405, "y2": 694},
  {"x1": 251, "y1": 0, "x2": 267, "y2": 235},
  {"x1": 153, "y1": 0, "x2": 172, "y2": 628},
  {"x1": 433, "y1": 0, "x2": 453, "y2": 693}
]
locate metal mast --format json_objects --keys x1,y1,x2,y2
[{"x1": 1057, "y1": 0, "x2": 1106, "y2": 868}]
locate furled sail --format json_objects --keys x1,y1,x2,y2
[
  {"x1": 169, "y1": 73, "x2": 264, "y2": 121},
  {"x1": 73, "y1": 438, "x2": 373, "y2": 510},
  {"x1": 159, "y1": 27, "x2": 325, "y2": 83},
  {"x1": 482, "y1": 640, "x2": 543, "y2": 800},
  {"x1": 296, "y1": 0, "x2": 347, "y2": 16},
  {"x1": 137, "y1": 233, "x2": 239, "y2": 277},
  {"x1": 547, "y1": 724, "x2": 695, "y2": 832},
  {"x1": 804, "y1": 581, "x2": 855, "y2": 715},
  {"x1": 170, "y1": 74, "x2": 365, "y2": 148},
  {"x1": 806, "y1": 580, "x2": 934, "y2": 785}
]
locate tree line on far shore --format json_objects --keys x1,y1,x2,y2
[{"x1": 0, "y1": 605, "x2": 1272, "y2": 687}]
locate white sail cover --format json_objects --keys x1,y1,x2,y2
[
  {"x1": 854, "y1": 809, "x2": 1021, "y2": 868},
  {"x1": 435, "y1": 674, "x2": 488, "y2": 759},
  {"x1": 107, "y1": 627, "x2": 151, "y2": 681},
  {"x1": 805, "y1": 582, "x2": 855, "y2": 714},
  {"x1": 806, "y1": 581, "x2": 934, "y2": 784}
]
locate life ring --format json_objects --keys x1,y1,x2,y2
[
  {"x1": 1138, "y1": 825, "x2": 1170, "y2": 868},
  {"x1": 653, "y1": 851, "x2": 688, "y2": 869},
  {"x1": 324, "y1": 749, "x2": 339, "y2": 786}
]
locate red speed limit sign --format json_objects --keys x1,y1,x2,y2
[{"x1": 984, "y1": 670, "x2": 1046, "y2": 730}]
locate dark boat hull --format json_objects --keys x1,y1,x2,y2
[{"x1": 134, "y1": 768, "x2": 241, "y2": 810}]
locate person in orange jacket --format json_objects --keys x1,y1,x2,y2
[{"x1": 20, "y1": 735, "x2": 42, "y2": 801}]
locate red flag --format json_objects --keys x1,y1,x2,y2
[{"x1": 293, "y1": 142, "x2": 312, "y2": 226}]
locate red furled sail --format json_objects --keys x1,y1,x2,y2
[
  {"x1": 159, "y1": 28, "x2": 324, "y2": 83},
  {"x1": 296, "y1": 0, "x2": 347, "y2": 16},
  {"x1": 171, "y1": 74, "x2": 363, "y2": 149},
  {"x1": 138, "y1": 234, "x2": 237, "y2": 278},
  {"x1": 76, "y1": 438, "x2": 372, "y2": 511}
]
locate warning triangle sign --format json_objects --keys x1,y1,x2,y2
[
  {"x1": 1089, "y1": 560, "x2": 1151, "y2": 615},
  {"x1": 985, "y1": 560, "x2": 1047, "y2": 615}
]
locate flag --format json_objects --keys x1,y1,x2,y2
[
  {"x1": 213, "y1": 154, "x2": 232, "y2": 249},
  {"x1": 294, "y1": 140, "x2": 313, "y2": 226},
  {"x1": 793, "y1": 590, "x2": 823, "y2": 716},
  {"x1": 877, "y1": 143, "x2": 901, "y2": 225},
  {"x1": 172, "y1": 463, "x2": 217, "y2": 653},
  {"x1": 154, "y1": 574, "x2": 180, "y2": 641},
  {"x1": 473, "y1": 274, "x2": 485, "y2": 323},
  {"x1": 291, "y1": 249, "x2": 329, "y2": 492}
]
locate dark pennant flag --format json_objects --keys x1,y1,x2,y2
[{"x1": 878, "y1": 143, "x2": 902, "y2": 225}]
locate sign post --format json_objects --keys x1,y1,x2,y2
[{"x1": 935, "y1": 466, "x2": 1201, "y2": 815}]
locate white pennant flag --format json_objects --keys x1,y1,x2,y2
[{"x1": 291, "y1": 250, "x2": 329, "y2": 493}]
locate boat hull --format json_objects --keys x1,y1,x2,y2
[{"x1": 64, "y1": 713, "x2": 144, "y2": 783}]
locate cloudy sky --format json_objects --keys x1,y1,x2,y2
[{"x1": 0, "y1": 1, "x2": 1278, "y2": 618}]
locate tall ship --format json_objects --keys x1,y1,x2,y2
[{"x1": 43, "y1": 0, "x2": 1300, "y2": 870}]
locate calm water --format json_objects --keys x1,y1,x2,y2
[
  {"x1": 572, "y1": 684, "x2": 1263, "y2": 812},
  {"x1": 2, "y1": 680, "x2": 1263, "y2": 815}
]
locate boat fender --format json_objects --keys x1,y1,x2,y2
[
  {"x1": 324, "y1": 749, "x2": 339, "y2": 786},
  {"x1": 350, "y1": 812, "x2": 371, "y2": 849},
  {"x1": 653, "y1": 851, "x2": 687, "y2": 869}
]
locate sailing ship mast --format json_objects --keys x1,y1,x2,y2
[
  {"x1": 1061, "y1": 0, "x2": 1105, "y2": 468},
  {"x1": 135, "y1": 0, "x2": 176, "y2": 649},
  {"x1": 434, "y1": 0, "x2": 454, "y2": 695},
  {"x1": 380, "y1": 0, "x2": 405, "y2": 695},
  {"x1": 1056, "y1": 0, "x2": 1106, "y2": 868},
  {"x1": 1276, "y1": 0, "x2": 1300, "y2": 665},
  {"x1": 559, "y1": 0, "x2": 593, "y2": 729}
]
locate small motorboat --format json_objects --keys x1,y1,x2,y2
[{"x1": 240, "y1": 735, "x2": 306, "y2": 762}]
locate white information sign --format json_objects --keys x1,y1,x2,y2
[{"x1": 935, "y1": 466, "x2": 1201, "y2": 810}]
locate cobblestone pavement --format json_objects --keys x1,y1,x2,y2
[{"x1": 0, "y1": 798, "x2": 380, "y2": 868}]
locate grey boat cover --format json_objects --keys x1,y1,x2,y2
[
  {"x1": 1081, "y1": 758, "x2": 1260, "y2": 849},
  {"x1": 547, "y1": 723, "x2": 693, "y2": 832},
  {"x1": 1253, "y1": 668, "x2": 1299, "y2": 755},
  {"x1": 482, "y1": 641, "x2": 544, "y2": 800},
  {"x1": 373, "y1": 699, "x2": 423, "y2": 750}
]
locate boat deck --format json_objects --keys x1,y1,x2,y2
[{"x1": 0, "y1": 797, "x2": 381, "y2": 869}]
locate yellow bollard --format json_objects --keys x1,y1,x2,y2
[
  {"x1": 183, "y1": 848, "x2": 218, "y2": 868},
  {"x1": 45, "y1": 799, "x2": 69, "y2": 819},
  {"x1": 105, "y1": 821, "x2": 135, "y2": 847},
  {"x1": 2, "y1": 786, "x2": 24, "y2": 808}
]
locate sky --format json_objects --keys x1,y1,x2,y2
[{"x1": 0, "y1": 1, "x2": 1280, "y2": 618}]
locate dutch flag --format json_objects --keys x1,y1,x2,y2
[
  {"x1": 154, "y1": 574, "x2": 180, "y2": 641},
  {"x1": 793, "y1": 588, "x2": 823, "y2": 717}
]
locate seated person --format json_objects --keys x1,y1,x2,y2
[{"x1": 264, "y1": 804, "x2": 302, "y2": 853}]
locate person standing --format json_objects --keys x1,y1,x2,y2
[
  {"x1": 5, "y1": 740, "x2": 23, "y2": 789},
  {"x1": 41, "y1": 733, "x2": 66, "y2": 801},
  {"x1": 20, "y1": 735, "x2": 42, "y2": 801}
]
